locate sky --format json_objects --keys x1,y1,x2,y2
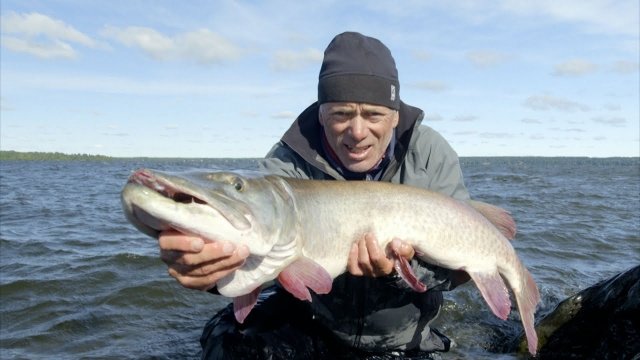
[{"x1": 1, "y1": 1, "x2": 638, "y2": 158}]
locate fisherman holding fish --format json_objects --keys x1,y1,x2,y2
[{"x1": 158, "y1": 32, "x2": 486, "y2": 359}]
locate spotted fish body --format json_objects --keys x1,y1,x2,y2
[{"x1": 121, "y1": 169, "x2": 540, "y2": 355}]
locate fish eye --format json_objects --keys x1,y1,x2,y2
[{"x1": 232, "y1": 177, "x2": 244, "y2": 192}]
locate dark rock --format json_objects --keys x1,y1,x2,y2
[{"x1": 524, "y1": 265, "x2": 640, "y2": 359}]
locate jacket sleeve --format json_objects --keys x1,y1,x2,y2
[
  {"x1": 399, "y1": 125, "x2": 470, "y2": 201},
  {"x1": 259, "y1": 141, "x2": 339, "y2": 180},
  {"x1": 258, "y1": 142, "x2": 312, "y2": 179}
]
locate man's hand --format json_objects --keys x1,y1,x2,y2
[
  {"x1": 158, "y1": 230, "x2": 250, "y2": 291},
  {"x1": 347, "y1": 233, "x2": 415, "y2": 277}
]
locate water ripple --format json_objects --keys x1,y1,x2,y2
[{"x1": 1, "y1": 158, "x2": 638, "y2": 358}]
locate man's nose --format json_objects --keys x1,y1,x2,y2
[{"x1": 348, "y1": 116, "x2": 367, "y2": 141}]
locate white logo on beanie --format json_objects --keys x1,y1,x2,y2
[{"x1": 390, "y1": 85, "x2": 396, "y2": 101}]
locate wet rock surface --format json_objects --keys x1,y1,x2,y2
[{"x1": 526, "y1": 265, "x2": 640, "y2": 359}]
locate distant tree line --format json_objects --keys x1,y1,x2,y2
[{"x1": 0, "y1": 150, "x2": 113, "y2": 161}]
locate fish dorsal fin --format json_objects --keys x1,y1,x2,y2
[
  {"x1": 277, "y1": 257, "x2": 332, "y2": 301},
  {"x1": 468, "y1": 200, "x2": 517, "y2": 240}
]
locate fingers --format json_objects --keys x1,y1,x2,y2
[
  {"x1": 158, "y1": 229, "x2": 205, "y2": 252},
  {"x1": 158, "y1": 230, "x2": 250, "y2": 291},
  {"x1": 389, "y1": 238, "x2": 415, "y2": 260},
  {"x1": 158, "y1": 230, "x2": 249, "y2": 266},
  {"x1": 364, "y1": 234, "x2": 394, "y2": 276},
  {"x1": 347, "y1": 233, "x2": 395, "y2": 277},
  {"x1": 166, "y1": 251, "x2": 245, "y2": 291},
  {"x1": 347, "y1": 243, "x2": 363, "y2": 276}
]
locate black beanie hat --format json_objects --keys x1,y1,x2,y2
[{"x1": 318, "y1": 32, "x2": 400, "y2": 110}]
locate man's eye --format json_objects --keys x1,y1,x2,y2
[
  {"x1": 330, "y1": 112, "x2": 350, "y2": 121},
  {"x1": 365, "y1": 113, "x2": 385, "y2": 122}
]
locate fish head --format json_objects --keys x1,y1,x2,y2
[{"x1": 121, "y1": 168, "x2": 296, "y2": 256}]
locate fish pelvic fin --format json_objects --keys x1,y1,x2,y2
[
  {"x1": 468, "y1": 200, "x2": 517, "y2": 240},
  {"x1": 277, "y1": 257, "x2": 332, "y2": 301},
  {"x1": 393, "y1": 251, "x2": 427, "y2": 292},
  {"x1": 515, "y1": 269, "x2": 540, "y2": 356},
  {"x1": 468, "y1": 269, "x2": 512, "y2": 320},
  {"x1": 233, "y1": 286, "x2": 261, "y2": 324}
]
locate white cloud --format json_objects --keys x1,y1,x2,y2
[
  {"x1": 0, "y1": 11, "x2": 95, "y2": 59},
  {"x1": 552, "y1": 59, "x2": 598, "y2": 76},
  {"x1": 498, "y1": 0, "x2": 639, "y2": 36},
  {"x1": 523, "y1": 95, "x2": 590, "y2": 112},
  {"x1": 270, "y1": 111, "x2": 296, "y2": 119},
  {"x1": 592, "y1": 116, "x2": 626, "y2": 127},
  {"x1": 1, "y1": 36, "x2": 76, "y2": 59},
  {"x1": 0, "y1": 97, "x2": 14, "y2": 112},
  {"x1": 1, "y1": 11, "x2": 95, "y2": 46},
  {"x1": 603, "y1": 103, "x2": 621, "y2": 111},
  {"x1": 452, "y1": 115, "x2": 478, "y2": 122},
  {"x1": 102, "y1": 26, "x2": 242, "y2": 64},
  {"x1": 3, "y1": 70, "x2": 280, "y2": 96},
  {"x1": 611, "y1": 60, "x2": 640, "y2": 74},
  {"x1": 412, "y1": 80, "x2": 450, "y2": 92},
  {"x1": 102, "y1": 26, "x2": 172, "y2": 59},
  {"x1": 466, "y1": 50, "x2": 509, "y2": 68},
  {"x1": 479, "y1": 132, "x2": 512, "y2": 139},
  {"x1": 181, "y1": 29, "x2": 243, "y2": 64},
  {"x1": 424, "y1": 113, "x2": 444, "y2": 122},
  {"x1": 271, "y1": 48, "x2": 323, "y2": 71},
  {"x1": 367, "y1": 1, "x2": 638, "y2": 36},
  {"x1": 412, "y1": 50, "x2": 432, "y2": 62}
]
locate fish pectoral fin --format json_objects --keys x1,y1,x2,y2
[
  {"x1": 233, "y1": 287, "x2": 261, "y2": 324},
  {"x1": 277, "y1": 257, "x2": 332, "y2": 301},
  {"x1": 468, "y1": 270, "x2": 511, "y2": 320},
  {"x1": 468, "y1": 200, "x2": 517, "y2": 240},
  {"x1": 393, "y1": 252, "x2": 427, "y2": 292}
]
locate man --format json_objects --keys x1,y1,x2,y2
[{"x1": 159, "y1": 32, "x2": 470, "y2": 359}]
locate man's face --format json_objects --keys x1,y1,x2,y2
[{"x1": 319, "y1": 102, "x2": 399, "y2": 173}]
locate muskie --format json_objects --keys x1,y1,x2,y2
[{"x1": 121, "y1": 169, "x2": 540, "y2": 355}]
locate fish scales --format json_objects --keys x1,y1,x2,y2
[{"x1": 290, "y1": 179, "x2": 509, "y2": 277}]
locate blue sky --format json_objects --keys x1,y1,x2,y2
[{"x1": 1, "y1": 1, "x2": 638, "y2": 158}]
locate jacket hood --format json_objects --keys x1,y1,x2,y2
[{"x1": 280, "y1": 101, "x2": 424, "y2": 177}]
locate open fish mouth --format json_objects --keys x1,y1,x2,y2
[
  {"x1": 122, "y1": 170, "x2": 216, "y2": 238},
  {"x1": 128, "y1": 169, "x2": 208, "y2": 205}
]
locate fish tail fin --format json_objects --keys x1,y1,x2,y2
[{"x1": 514, "y1": 268, "x2": 540, "y2": 355}]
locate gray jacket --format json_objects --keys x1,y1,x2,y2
[{"x1": 258, "y1": 101, "x2": 470, "y2": 352}]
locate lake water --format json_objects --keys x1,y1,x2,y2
[{"x1": 1, "y1": 157, "x2": 638, "y2": 359}]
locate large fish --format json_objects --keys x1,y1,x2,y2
[{"x1": 121, "y1": 169, "x2": 540, "y2": 355}]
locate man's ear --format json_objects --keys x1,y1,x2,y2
[
  {"x1": 318, "y1": 104, "x2": 326, "y2": 126},
  {"x1": 392, "y1": 110, "x2": 399, "y2": 128}
]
